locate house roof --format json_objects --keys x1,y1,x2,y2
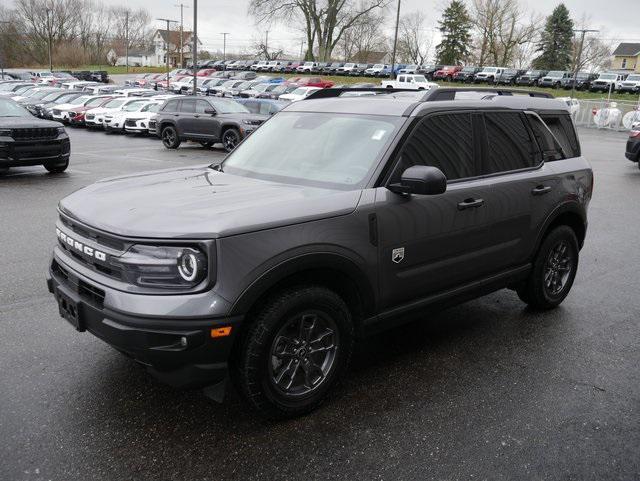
[
  {"x1": 154, "y1": 29, "x2": 200, "y2": 46},
  {"x1": 612, "y1": 43, "x2": 640, "y2": 57}
]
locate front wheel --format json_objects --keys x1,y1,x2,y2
[
  {"x1": 161, "y1": 125, "x2": 181, "y2": 149},
  {"x1": 221, "y1": 128, "x2": 241, "y2": 152},
  {"x1": 232, "y1": 286, "x2": 354, "y2": 419},
  {"x1": 45, "y1": 159, "x2": 69, "y2": 173},
  {"x1": 517, "y1": 226, "x2": 579, "y2": 309}
]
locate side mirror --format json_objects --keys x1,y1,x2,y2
[
  {"x1": 388, "y1": 165, "x2": 447, "y2": 196},
  {"x1": 204, "y1": 108, "x2": 216, "y2": 116}
]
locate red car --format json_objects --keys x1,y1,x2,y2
[
  {"x1": 136, "y1": 73, "x2": 164, "y2": 87},
  {"x1": 156, "y1": 74, "x2": 188, "y2": 90},
  {"x1": 67, "y1": 97, "x2": 115, "y2": 126},
  {"x1": 433, "y1": 65, "x2": 462, "y2": 81},
  {"x1": 288, "y1": 76, "x2": 335, "y2": 88},
  {"x1": 197, "y1": 69, "x2": 218, "y2": 77}
]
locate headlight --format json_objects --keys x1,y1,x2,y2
[
  {"x1": 114, "y1": 245, "x2": 207, "y2": 289},
  {"x1": 243, "y1": 119, "x2": 262, "y2": 126},
  {"x1": 56, "y1": 126, "x2": 65, "y2": 134},
  {"x1": 0, "y1": 129, "x2": 11, "y2": 137}
]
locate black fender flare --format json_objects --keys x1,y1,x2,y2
[
  {"x1": 229, "y1": 251, "x2": 377, "y2": 319},
  {"x1": 532, "y1": 201, "x2": 587, "y2": 258}
]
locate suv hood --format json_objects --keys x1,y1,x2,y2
[{"x1": 59, "y1": 165, "x2": 362, "y2": 239}]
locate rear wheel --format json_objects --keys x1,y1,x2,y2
[
  {"x1": 161, "y1": 125, "x2": 181, "y2": 149},
  {"x1": 232, "y1": 286, "x2": 354, "y2": 419},
  {"x1": 222, "y1": 128, "x2": 241, "y2": 152},
  {"x1": 517, "y1": 226, "x2": 579, "y2": 309}
]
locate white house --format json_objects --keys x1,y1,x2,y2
[
  {"x1": 108, "y1": 49, "x2": 156, "y2": 67},
  {"x1": 152, "y1": 29, "x2": 201, "y2": 67}
]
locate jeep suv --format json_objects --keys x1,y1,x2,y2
[
  {"x1": 47, "y1": 87, "x2": 592, "y2": 419},
  {"x1": 155, "y1": 97, "x2": 268, "y2": 152}
]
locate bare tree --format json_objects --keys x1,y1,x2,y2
[
  {"x1": 249, "y1": 0, "x2": 391, "y2": 61},
  {"x1": 338, "y1": 10, "x2": 387, "y2": 61},
  {"x1": 471, "y1": 0, "x2": 540, "y2": 67},
  {"x1": 397, "y1": 11, "x2": 434, "y2": 64}
]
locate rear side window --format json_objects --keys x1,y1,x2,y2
[
  {"x1": 526, "y1": 113, "x2": 565, "y2": 162},
  {"x1": 163, "y1": 100, "x2": 179, "y2": 112},
  {"x1": 180, "y1": 99, "x2": 196, "y2": 113},
  {"x1": 482, "y1": 112, "x2": 537, "y2": 174},
  {"x1": 539, "y1": 114, "x2": 580, "y2": 157},
  {"x1": 394, "y1": 113, "x2": 475, "y2": 181}
]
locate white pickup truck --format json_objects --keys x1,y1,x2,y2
[{"x1": 380, "y1": 74, "x2": 438, "y2": 90}]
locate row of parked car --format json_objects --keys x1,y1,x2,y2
[
  {"x1": 2, "y1": 69, "x2": 110, "y2": 84},
  {"x1": 189, "y1": 58, "x2": 640, "y2": 94}
]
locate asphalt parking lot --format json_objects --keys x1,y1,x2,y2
[{"x1": 1, "y1": 126, "x2": 639, "y2": 481}]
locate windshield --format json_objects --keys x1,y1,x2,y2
[
  {"x1": 413, "y1": 75, "x2": 428, "y2": 83},
  {"x1": 254, "y1": 84, "x2": 270, "y2": 92},
  {"x1": 0, "y1": 83, "x2": 21, "y2": 92},
  {"x1": 208, "y1": 99, "x2": 249, "y2": 114},
  {"x1": 599, "y1": 74, "x2": 616, "y2": 80},
  {"x1": 462, "y1": 67, "x2": 476, "y2": 72},
  {"x1": 222, "y1": 112, "x2": 402, "y2": 189},
  {"x1": 41, "y1": 91, "x2": 65, "y2": 101},
  {"x1": 104, "y1": 98, "x2": 126, "y2": 109},
  {"x1": 15, "y1": 86, "x2": 36, "y2": 95},
  {"x1": 70, "y1": 95, "x2": 91, "y2": 105},
  {"x1": 86, "y1": 97, "x2": 108, "y2": 106},
  {"x1": 0, "y1": 98, "x2": 31, "y2": 117},
  {"x1": 373, "y1": 64, "x2": 384, "y2": 69},
  {"x1": 482, "y1": 68, "x2": 497, "y2": 73},
  {"x1": 123, "y1": 100, "x2": 147, "y2": 111},
  {"x1": 547, "y1": 71, "x2": 564, "y2": 78},
  {"x1": 627, "y1": 75, "x2": 640, "y2": 81},
  {"x1": 30, "y1": 90, "x2": 57, "y2": 99},
  {"x1": 141, "y1": 103, "x2": 160, "y2": 112},
  {"x1": 344, "y1": 63, "x2": 355, "y2": 68},
  {"x1": 290, "y1": 88, "x2": 309, "y2": 96},
  {"x1": 50, "y1": 93, "x2": 79, "y2": 104}
]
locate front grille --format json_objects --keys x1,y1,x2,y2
[
  {"x1": 52, "y1": 260, "x2": 105, "y2": 308},
  {"x1": 85, "y1": 114, "x2": 95, "y2": 120},
  {"x1": 59, "y1": 215, "x2": 125, "y2": 251},
  {"x1": 10, "y1": 128, "x2": 58, "y2": 141},
  {"x1": 125, "y1": 119, "x2": 137, "y2": 127},
  {"x1": 53, "y1": 109, "x2": 61, "y2": 116}
]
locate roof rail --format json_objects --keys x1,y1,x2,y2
[
  {"x1": 305, "y1": 87, "x2": 417, "y2": 100},
  {"x1": 419, "y1": 87, "x2": 554, "y2": 101}
]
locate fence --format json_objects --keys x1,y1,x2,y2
[{"x1": 571, "y1": 97, "x2": 640, "y2": 131}]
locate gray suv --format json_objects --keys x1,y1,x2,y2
[
  {"x1": 47, "y1": 88, "x2": 593, "y2": 419},
  {"x1": 156, "y1": 97, "x2": 267, "y2": 152}
]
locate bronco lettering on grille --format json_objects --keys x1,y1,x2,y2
[{"x1": 56, "y1": 228, "x2": 107, "y2": 261}]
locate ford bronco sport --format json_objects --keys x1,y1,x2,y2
[{"x1": 47, "y1": 87, "x2": 592, "y2": 419}]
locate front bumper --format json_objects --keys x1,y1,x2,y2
[
  {"x1": 0, "y1": 136, "x2": 70, "y2": 167},
  {"x1": 46, "y1": 252, "x2": 241, "y2": 388},
  {"x1": 619, "y1": 85, "x2": 640, "y2": 93},
  {"x1": 626, "y1": 139, "x2": 640, "y2": 162}
]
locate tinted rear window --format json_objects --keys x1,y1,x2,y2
[
  {"x1": 539, "y1": 114, "x2": 580, "y2": 158},
  {"x1": 482, "y1": 112, "x2": 537, "y2": 174}
]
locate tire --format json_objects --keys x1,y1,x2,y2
[
  {"x1": 232, "y1": 286, "x2": 354, "y2": 419},
  {"x1": 221, "y1": 128, "x2": 241, "y2": 152},
  {"x1": 199, "y1": 140, "x2": 214, "y2": 148},
  {"x1": 45, "y1": 159, "x2": 69, "y2": 173},
  {"x1": 161, "y1": 125, "x2": 181, "y2": 149},
  {"x1": 517, "y1": 226, "x2": 579, "y2": 309}
]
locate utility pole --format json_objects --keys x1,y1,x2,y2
[
  {"x1": 192, "y1": 0, "x2": 197, "y2": 95},
  {"x1": 175, "y1": 3, "x2": 189, "y2": 67},
  {"x1": 125, "y1": 10, "x2": 129, "y2": 73},
  {"x1": 0, "y1": 20, "x2": 9, "y2": 79},
  {"x1": 390, "y1": 0, "x2": 401, "y2": 79},
  {"x1": 46, "y1": 7, "x2": 53, "y2": 72},
  {"x1": 265, "y1": 30, "x2": 269, "y2": 59},
  {"x1": 220, "y1": 32, "x2": 229, "y2": 71},
  {"x1": 157, "y1": 18, "x2": 179, "y2": 89},
  {"x1": 571, "y1": 28, "x2": 599, "y2": 99}
]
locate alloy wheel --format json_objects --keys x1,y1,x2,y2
[
  {"x1": 268, "y1": 312, "x2": 339, "y2": 397},
  {"x1": 544, "y1": 240, "x2": 573, "y2": 296}
]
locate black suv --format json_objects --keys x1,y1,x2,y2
[
  {"x1": 0, "y1": 97, "x2": 70, "y2": 174},
  {"x1": 561, "y1": 72, "x2": 598, "y2": 91},
  {"x1": 155, "y1": 97, "x2": 268, "y2": 152},
  {"x1": 47, "y1": 87, "x2": 592, "y2": 419},
  {"x1": 496, "y1": 69, "x2": 526, "y2": 85},
  {"x1": 453, "y1": 66, "x2": 481, "y2": 83},
  {"x1": 516, "y1": 70, "x2": 548, "y2": 86}
]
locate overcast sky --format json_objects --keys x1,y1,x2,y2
[{"x1": 103, "y1": 0, "x2": 640, "y2": 56}]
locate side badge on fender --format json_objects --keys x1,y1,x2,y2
[{"x1": 392, "y1": 247, "x2": 405, "y2": 264}]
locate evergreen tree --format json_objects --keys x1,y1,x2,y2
[
  {"x1": 533, "y1": 4, "x2": 574, "y2": 70},
  {"x1": 435, "y1": 0, "x2": 472, "y2": 65}
]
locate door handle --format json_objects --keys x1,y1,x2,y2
[
  {"x1": 531, "y1": 185, "x2": 552, "y2": 196},
  {"x1": 194, "y1": 114, "x2": 200, "y2": 118},
  {"x1": 457, "y1": 198, "x2": 485, "y2": 210}
]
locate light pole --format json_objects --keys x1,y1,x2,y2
[
  {"x1": 157, "y1": 18, "x2": 179, "y2": 89},
  {"x1": 390, "y1": 0, "x2": 401, "y2": 79},
  {"x1": 0, "y1": 20, "x2": 9, "y2": 79},
  {"x1": 125, "y1": 10, "x2": 129, "y2": 73},
  {"x1": 175, "y1": 3, "x2": 189, "y2": 67},
  {"x1": 192, "y1": 0, "x2": 197, "y2": 95},
  {"x1": 46, "y1": 7, "x2": 53, "y2": 72},
  {"x1": 571, "y1": 28, "x2": 599, "y2": 99},
  {"x1": 220, "y1": 32, "x2": 229, "y2": 70}
]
